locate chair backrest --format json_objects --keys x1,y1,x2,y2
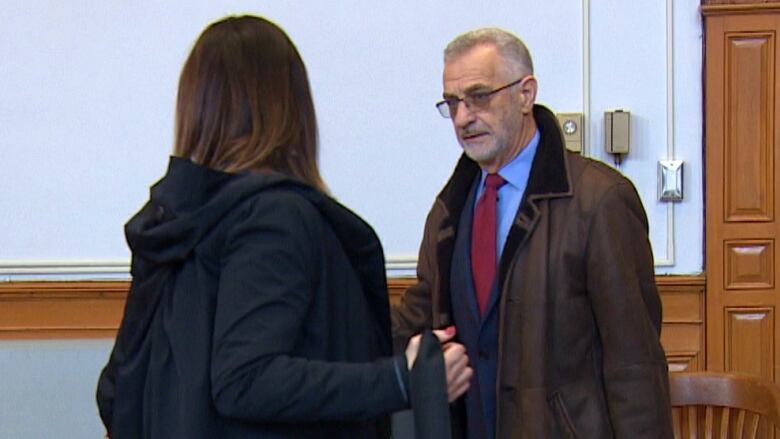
[{"x1": 670, "y1": 371, "x2": 780, "y2": 439}]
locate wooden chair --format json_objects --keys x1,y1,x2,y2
[{"x1": 670, "y1": 371, "x2": 780, "y2": 438}]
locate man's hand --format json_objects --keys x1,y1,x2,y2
[{"x1": 404, "y1": 327, "x2": 473, "y2": 402}]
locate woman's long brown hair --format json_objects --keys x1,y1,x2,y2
[{"x1": 174, "y1": 15, "x2": 326, "y2": 192}]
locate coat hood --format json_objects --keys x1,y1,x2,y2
[
  {"x1": 125, "y1": 157, "x2": 294, "y2": 264},
  {"x1": 125, "y1": 157, "x2": 388, "y2": 306}
]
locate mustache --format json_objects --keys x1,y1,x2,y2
[{"x1": 460, "y1": 128, "x2": 488, "y2": 138}]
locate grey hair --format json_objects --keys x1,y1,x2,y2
[{"x1": 444, "y1": 27, "x2": 534, "y2": 78}]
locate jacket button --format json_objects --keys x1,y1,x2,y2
[{"x1": 478, "y1": 351, "x2": 489, "y2": 360}]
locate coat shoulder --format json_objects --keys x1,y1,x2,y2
[
  {"x1": 565, "y1": 153, "x2": 640, "y2": 202},
  {"x1": 243, "y1": 186, "x2": 321, "y2": 219},
  {"x1": 232, "y1": 186, "x2": 331, "y2": 242}
]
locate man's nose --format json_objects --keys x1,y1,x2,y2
[{"x1": 453, "y1": 100, "x2": 475, "y2": 128}]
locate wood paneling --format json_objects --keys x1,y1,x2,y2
[
  {"x1": 0, "y1": 276, "x2": 706, "y2": 371},
  {"x1": 724, "y1": 33, "x2": 774, "y2": 222},
  {"x1": 705, "y1": 1, "x2": 780, "y2": 4},
  {"x1": 725, "y1": 308, "x2": 775, "y2": 379},
  {"x1": 703, "y1": 4, "x2": 780, "y2": 19},
  {"x1": 725, "y1": 239, "x2": 775, "y2": 289},
  {"x1": 0, "y1": 282, "x2": 128, "y2": 339},
  {"x1": 667, "y1": 353, "x2": 701, "y2": 373},
  {"x1": 703, "y1": 2, "x2": 780, "y2": 13},
  {"x1": 659, "y1": 277, "x2": 707, "y2": 372},
  {"x1": 705, "y1": 9, "x2": 780, "y2": 381}
]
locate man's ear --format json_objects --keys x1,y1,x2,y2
[{"x1": 518, "y1": 76, "x2": 538, "y2": 114}]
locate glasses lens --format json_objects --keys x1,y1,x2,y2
[
  {"x1": 436, "y1": 101, "x2": 451, "y2": 118},
  {"x1": 466, "y1": 92, "x2": 491, "y2": 110}
]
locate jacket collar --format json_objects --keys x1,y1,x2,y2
[
  {"x1": 523, "y1": 104, "x2": 573, "y2": 200},
  {"x1": 436, "y1": 104, "x2": 572, "y2": 222},
  {"x1": 433, "y1": 104, "x2": 573, "y2": 302}
]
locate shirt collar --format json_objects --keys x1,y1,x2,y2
[{"x1": 480, "y1": 128, "x2": 540, "y2": 189}]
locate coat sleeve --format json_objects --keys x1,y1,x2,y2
[
  {"x1": 584, "y1": 182, "x2": 673, "y2": 438},
  {"x1": 390, "y1": 202, "x2": 440, "y2": 353},
  {"x1": 210, "y1": 192, "x2": 407, "y2": 423}
]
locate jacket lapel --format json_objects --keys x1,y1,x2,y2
[
  {"x1": 497, "y1": 105, "x2": 574, "y2": 286},
  {"x1": 433, "y1": 155, "x2": 480, "y2": 327}
]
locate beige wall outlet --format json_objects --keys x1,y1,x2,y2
[{"x1": 556, "y1": 113, "x2": 584, "y2": 153}]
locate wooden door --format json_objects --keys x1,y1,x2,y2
[{"x1": 704, "y1": 5, "x2": 780, "y2": 382}]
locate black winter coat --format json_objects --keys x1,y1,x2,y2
[{"x1": 97, "y1": 157, "x2": 408, "y2": 438}]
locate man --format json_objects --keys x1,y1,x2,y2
[{"x1": 392, "y1": 28, "x2": 672, "y2": 438}]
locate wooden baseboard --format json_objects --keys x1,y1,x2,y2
[{"x1": 0, "y1": 276, "x2": 705, "y2": 340}]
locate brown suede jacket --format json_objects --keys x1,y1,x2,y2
[{"x1": 392, "y1": 105, "x2": 673, "y2": 438}]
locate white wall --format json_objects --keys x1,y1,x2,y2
[
  {"x1": 0, "y1": 1, "x2": 703, "y2": 437},
  {"x1": 589, "y1": 0, "x2": 704, "y2": 273},
  {"x1": 0, "y1": 0, "x2": 702, "y2": 280}
]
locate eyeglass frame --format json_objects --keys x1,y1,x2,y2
[{"x1": 435, "y1": 76, "x2": 530, "y2": 119}]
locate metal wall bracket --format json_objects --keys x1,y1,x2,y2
[{"x1": 658, "y1": 160, "x2": 683, "y2": 201}]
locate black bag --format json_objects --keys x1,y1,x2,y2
[{"x1": 410, "y1": 330, "x2": 453, "y2": 439}]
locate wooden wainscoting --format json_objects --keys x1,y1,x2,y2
[
  {"x1": 0, "y1": 276, "x2": 706, "y2": 371},
  {"x1": 0, "y1": 282, "x2": 128, "y2": 339},
  {"x1": 658, "y1": 276, "x2": 706, "y2": 372}
]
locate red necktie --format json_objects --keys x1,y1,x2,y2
[{"x1": 471, "y1": 174, "x2": 506, "y2": 315}]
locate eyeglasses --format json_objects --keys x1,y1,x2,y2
[{"x1": 435, "y1": 76, "x2": 528, "y2": 119}]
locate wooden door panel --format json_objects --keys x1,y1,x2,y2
[
  {"x1": 725, "y1": 307, "x2": 775, "y2": 380},
  {"x1": 705, "y1": 9, "x2": 780, "y2": 380},
  {"x1": 724, "y1": 239, "x2": 775, "y2": 290},
  {"x1": 724, "y1": 32, "x2": 775, "y2": 222}
]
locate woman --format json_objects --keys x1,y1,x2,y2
[{"x1": 96, "y1": 15, "x2": 470, "y2": 438}]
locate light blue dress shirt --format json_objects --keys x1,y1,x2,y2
[{"x1": 474, "y1": 129, "x2": 540, "y2": 258}]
